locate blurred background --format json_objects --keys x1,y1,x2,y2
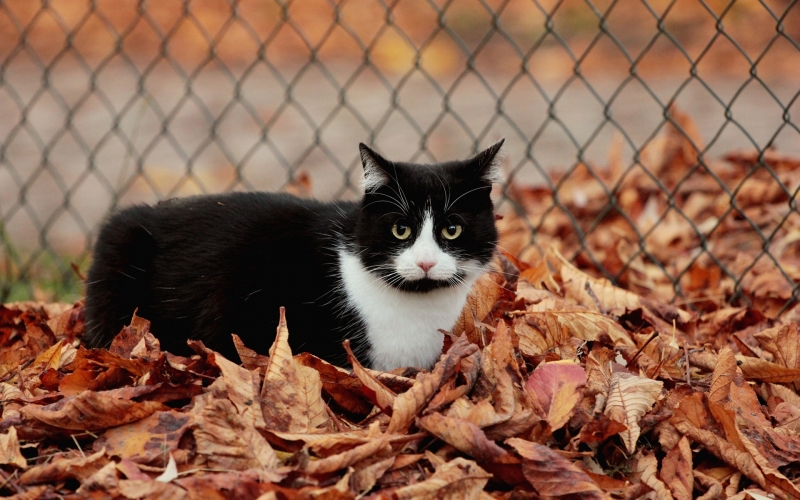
[{"x1": 1, "y1": 0, "x2": 799, "y2": 302}]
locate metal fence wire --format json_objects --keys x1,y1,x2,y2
[{"x1": 1, "y1": 0, "x2": 800, "y2": 315}]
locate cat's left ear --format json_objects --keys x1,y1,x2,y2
[
  {"x1": 469, "y1": 139, "x2": 505, "y2": 184},
  {"x1": 359, "y1": 143, "x2": 391, "y2": 193}
]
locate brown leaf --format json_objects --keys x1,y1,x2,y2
[
  {"x1": 191, "y1": 395, "x2": 281, "y2": 471},
  {"x1": 386, "y1": 335, "x2": 477, "y2": 435},
  {"x1": 754, "y1": 323, "x2": 800, "y2": 372},
  {"x1": 737, "y1": 427, "x2": 800, "y2": 500},
  {"x1": 304, "y1": 433, "x2": 391, "y2": 475},
  {"x1": 20, "y1": 448, "x2": 110, "y2": 485},
  {"x1": 661, "y1": 436, "x2": 693, "y2": 500},
  {"x1": 737, "y1": 356, "x2": 800, "y2": 383},
  {"x1": 524, "y1": 360, "x2": 586, "y2": 431},
  {"x1": 453, "y1": 271, "x2": 504, "y2": 345},
  {"x1": 555, "y1": 250, "x2": 691, "y2": 324},
  {"x1": 578, "y1": 414, "x2": 628, "y2": 444},
  {"x1": 507, "y1": 438, "x2": 606, "y2": 499},
  {"x1": 351, "y1": 456, "x2": 395, "y2": 494},
  {"x1": 296, "y1": 351, "x2": 375, "y2": 416},
  {"x1": 390, "y1": 457, "x2": 492, "y2": 500},
  {"x1": 344, "y1": 339, "x2": 397, "y2": 413},
  {"x1": 672, "y1": 396, "x2": 768, "y2": 492},
  {"x1": 109, "y1": 310, "x2": 155, "y2": 358},
  {"x1": 232, "y1": 333, "x2": 269, "y2": 370},
  {"x1": 93, "y1": 410, "x2": 193, "y2": 466},
  {"x1": 633, "y1": 451, "x2": 674, "y2": 500},
  {"x1": 260, "y1": 307, "x2": 330, "y2": 433},
  {"x1": 0, "y1": 427, "x2": 26, "y2": 468},
  {"x1": 418, "y1": 412, "x2": 512, "y2": 463},
  {"x1": 205, "y1": 348, "x2": 265, "y2": 430},
  {"x1": 20, "y1": 390, "x2": 166, "y2": 434},
  {"x1": 693, "y1": 470, "x2": 723, "y2": 500},
  {"x1": 118, "y1": 479, "x2": 188, "y2": 500},
  {"x1": 603, "y1": 372, "x2": 663, "y2": 454},
  {"x1": 709, "y1": 347, "x2": 737, "y2": 405},
  {"x1": 526, "y1": 310, "x2": 636, "y2": 348}
]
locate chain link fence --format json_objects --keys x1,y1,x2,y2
[{"x1": 2, "y1": 0, "x2": 800, "y2": 314}]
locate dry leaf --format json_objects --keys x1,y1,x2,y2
[
  {"x1": 260, "y1": 308, "x2": 330, "y2": 433},
  {"x1": 418, "y1": 412, "x2": 511, "y2": 463},
  {"x1": 386, "y1": 335, "x2": 477, "y2": 434},
  {"x1": 709, "y1": 347, "x2": 737, "y2": 404},
  {"x1": 603, "y1": 372, "x2": 663, "y2": 454},
  {"x1": 0, "y1": 427, "x2": 27, "y2": 468},
  {"x1": 390, "y1": 458, "x2": 491, "y2": 500},
  {"x1": 661, "y1": 436, "x2": 693, "y2": 500},
  {"x1": 192, "y1": 395, "x2": 280, "y2": 471},
  {"x1": 507, "y1": 438, "x2": 606, "y2": 499},
  {"x1": 524, "y1": 360, "x2": 586, "y2": 431},
  {"x1": 633, "y1": 451, "x2": 673, "y2": 500}
]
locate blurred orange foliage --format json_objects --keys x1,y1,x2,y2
[{"x1": 1, "y1": 0, "x2": 798, "y2": 78}]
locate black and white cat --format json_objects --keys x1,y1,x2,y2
[{"x1": 84, "y1": 140, "x2": 503, "y2": 370}]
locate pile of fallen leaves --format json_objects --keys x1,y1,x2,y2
[{"x1": 4, "y1": 109, "x2": 800, "y2": 499}]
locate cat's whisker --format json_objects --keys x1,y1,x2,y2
[{"x1": 445, "y1": 185, "x2": 492, "y2": 211}]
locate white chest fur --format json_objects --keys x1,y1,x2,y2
[{"x1": 338, "y1": 250, "x2": 480, "y2": 371}]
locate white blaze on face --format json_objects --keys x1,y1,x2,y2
[{"x1": 394, "y1": 212, "x2": 458, "y2": 281}]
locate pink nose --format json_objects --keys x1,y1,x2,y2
[{"x1": 417, "y1": 261, "x2": 436, "y2": 273}]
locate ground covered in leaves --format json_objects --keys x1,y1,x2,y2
[{"x1": 3, "y1": 110, "x2": 800, "y2": 499}]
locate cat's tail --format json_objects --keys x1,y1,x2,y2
[{"x1": 83, "y1": 205, "x2": 158, "y2": 349}]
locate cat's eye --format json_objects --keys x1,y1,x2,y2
[
  {"x1": 392, "y1": 223, "x2": 412, "y2": 240},
  {"x1": 442, "y1": 224, "x2": 462, "y2": 240}
]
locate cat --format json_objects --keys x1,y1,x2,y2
[{"x1": 83, "y1": 140, "x2": 503, "y2": 371}]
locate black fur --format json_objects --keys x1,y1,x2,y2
[{"x1": 84, "y1": 141, "x2": 503, "y2": 365}]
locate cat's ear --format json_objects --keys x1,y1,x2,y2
[
  {"x1": 359, "y1": 143, "x2": 391, "y2": 193},
  {"x1": 470, "y1": 139, "x2": 505, "y2": 184}
]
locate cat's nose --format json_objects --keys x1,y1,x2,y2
[{"x1": 417, "y1": 261, "x2": 436, "y2": 273}]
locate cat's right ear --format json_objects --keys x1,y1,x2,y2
[{"x1": 359, "y1": 143, "x2": 391, "y2": 193}]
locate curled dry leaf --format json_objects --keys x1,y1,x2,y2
[
  {"x1": 506, "y1": 438, "x2": 606, "y2": 499},
  {"x1": 386, "y1": 335, "x2": 477, "y2": 435},
  {"x1": 93, "y1": 410, "x2": 193, "y2": 466},
  {"x1": 661, "y1": 436, "x2": 693, "y2": 500},
  {"x1": 260, "y1": 307, "x2": 330, "y2": 433},
  {"x1": 524, "y1": 360, "x2": 587, "y2": 431},
  {"x1": 118, "y1": 479, "x2": 187, "y2": 500},
  {"x1": 672, "y1": 396, "x2": 768, "y2": 492},
  {"x1": 603, "y1": 372, "x2": 663, "y2": 454},
  {"x1": 344, "y1": 339, "x2": 397, "y2": 413},
  {"x1": 205, "y1": 347, "x2": 264, "y2": 429},
  {"x1": 0, "y1": 427, "x2": 26, "y2": 468},
  {"x1": 20, "y1": 448, "x2": 109, "y2": 485},
  {"x1": 191, "y1": 395, "x2": 281, "y2": 472},
  {"x1": 20, "y1": 390, "x2": 166, "y2": 435},
  {"x1": 709, "y1": 347, "x2": 737, "y2": 405},
  {"x1": 418, "y1": 412, "x2": 511, "y2": 463},
  {"x1": 452, "y1": 271, "x2": 504, "y2": 345},
  {"x1": 304, "y1": 434, "x2": 391, "y2": 475},
  {"x1": 737, "y1": 356, "x2": 800, "y2": 383},
  {"x1": 753, "y1": 323, "x2": 799, "y2": 371},
  {"x1": 693, "y1": 470, "x2": 723, "y2": 500},
  {"x1": 633, "y1": 451, "x2": 674, "y2": 500},
  {"x1": 390, "y1": 457, "x2": 491, "y2": 500},
  {"x1": 526, "y1": 310, "x2": 636, "y2": 349}
]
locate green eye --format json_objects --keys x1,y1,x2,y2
[
  {"x1": 442, "y1": 224, "x2": 462, "y2": 240},
  {"x1": 392, "y1": 223, "x2": 412, "y2": 240}
]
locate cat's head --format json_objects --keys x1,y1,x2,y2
[{"x1": 355, "y1": 140, "x2": 503, "y2": 292}]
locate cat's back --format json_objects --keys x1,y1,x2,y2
[{"x1": 85, "y1": 191, "x2": 359, "y2": 357}]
